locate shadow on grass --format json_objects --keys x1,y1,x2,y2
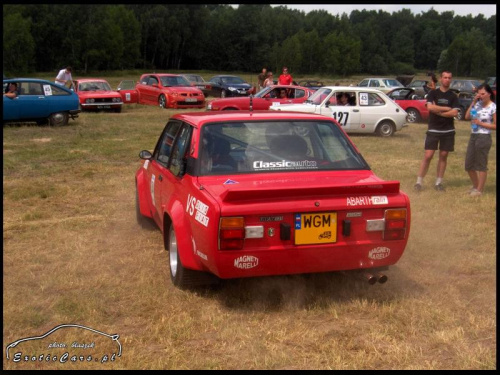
[{"x1": 190, "y1": 266, "x2": 423, "y2": 312}]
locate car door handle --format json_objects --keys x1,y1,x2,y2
[
  {"x1": 38, "y1": 96, "x2": 45, "y2": 99},
  {"x1": 353, "y1": 109, "x2": 359, "y2": 112},
  {"x1": 158, "y1": 175, "x2": 163, "y2": 182}
]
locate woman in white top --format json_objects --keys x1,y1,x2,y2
[
  {"x1": 464, "y1": 84, "x2": 496, "y2": 196},
  {"x1": 263, "y1": 71, "x2": 274, "y2": 87}
]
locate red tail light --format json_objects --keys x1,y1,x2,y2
[
  {"x1": 220, "y1": 217, "x2": 245, "y2": 250},
  {"x1": 383, "y1": 209, "x2": 407, "y2": 240}
]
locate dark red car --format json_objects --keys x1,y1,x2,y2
[
  {"x1": 135, "y1": 111, "x2": 411, "y2": 288},
  {"x1": 387, "y1": 87, "x2": 429, "y2": 123},
  {"x1": 73, "y1": 78, "x2": 123, "y2": 112},
  {"x1": 207, "y1": 85, "x2": 315, "y2": 111}
]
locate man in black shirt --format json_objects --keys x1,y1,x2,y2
[{"x1": 414, "y1": 71, "x2": 460, "y2": 192}]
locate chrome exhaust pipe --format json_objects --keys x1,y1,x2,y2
[
  {"x1": 364, "y1": 272, "x2": 378, "y2": 285},
  {"x1": 377, "y1": 272, "x2": 388, "y2": 284}
]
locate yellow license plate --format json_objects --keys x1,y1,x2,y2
[{"x1": 294, "y1": 212, "x2": 337, "y2": 245}]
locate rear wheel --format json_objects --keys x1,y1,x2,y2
[
  {"x1": 159, "y1": 94, "x2": 167, "y2": 109},
  {"x1": 49, "y1": 112, "x2": 69, "y2": 126},
  {"x1": 406, "y1": 108, "x2": 420, "y2": 123},
  {"x1": 376, "y1": 121, "x2": 395, "y2": 137},
  {"x1": 167, "y1": 225, "x2": 218, "y2": 289}
]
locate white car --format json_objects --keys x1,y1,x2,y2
[
  {"x1": 358, "y1": 78, "x2": 404, "y2": 93},
  {"x1": 270, "y1": 86, "x2": 408, "y2": 137}
]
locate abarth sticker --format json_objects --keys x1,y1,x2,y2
[
  {"x1": 368, "y1": 247, "x2": 390, "y2": 260},
  {"x1": 346, "y1": 196, "x2": 388, "y2": 206},
  {"x1": 150, "y1": 175, "x2": 155, "y2": 206},
  {"x1": 234, "y1": 255, "x2": 259, "y2": 270}
]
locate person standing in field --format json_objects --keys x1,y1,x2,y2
[
  {"x1": 55, "y1": 66, "x2": 74, "y2": 87},
  {"x1": 257, "y1": 68, "x2": 267, "y2": 90},
  {"x1": 263, "y1": 71, "x2": 274, "y2": 87},
  {"x1": 278, "y1": 67, "x2": 293, "y2": 85},
  {"x1": 464, "y1": 84, "x2": 496, "y2": 197},
  {"x1": 414, "y1": 70, "x2": 460, "y2": 192}
]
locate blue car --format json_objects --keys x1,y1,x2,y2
[
  {"x1": 207, "y1": 75, "x2": 255, "y2": 98},
  {"x1": 3, "y1": 78, "x2": 80, "y2": 126}
]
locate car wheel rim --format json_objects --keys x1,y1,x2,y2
[
  {"x1": 51, "y1": 113, "x2": 65, "y2": 126},
  {"x1": 169, "y1": 228, "x2": 178, "y2": 278},
  {"x1": 407, "y1": 110, "x2": 417, "y2": 123},
  {"x1": 380, "y1": 123, "x2": 393, "y2": 136},
  {"x1": 159, "y1": 95, "x2": 166, "y2": 108},
  {"x1": 457, "y1": 108, "x2": 463, "y2": 120}
]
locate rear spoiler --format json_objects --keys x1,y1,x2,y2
[{"x1": 220, "y1": 181, "x2": 401, "y2": 202}]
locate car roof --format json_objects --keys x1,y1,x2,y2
[
  {"x1": 75, "y1": 78, "x2": 108, "y2": 82},
  {"x1": 141, "y1": 73, "x2": 179, "y2": 77},
  {"x1": 3, "y1": 78, "x2": 54, "y2": 84},
  {"x1": 171, "y1": 110, "x2": 335, "y2": 128}
]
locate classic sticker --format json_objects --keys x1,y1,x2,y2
[
  {"x1": 234, "y1": 255, "x2": 259, "y2": 270},
  {"x1": 186, "y1": 194, "x2": 210, "y2": 227},
  {"x1": 253, "y1": 160, "x2": 317, "y2": 170},
  {"x1": 368, "y1": 247, "x2": 391, "y2": 260},
  {"x1": 346, "y1": 196, "x2": 388, "y2": 206}
]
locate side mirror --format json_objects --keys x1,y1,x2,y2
[{"x1": 139, "y1": 150, "x2": 152, "y2": 160}]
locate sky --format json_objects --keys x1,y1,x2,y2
[{"x1": 271, "y1": 4, "x2": 496, "y2": 18}]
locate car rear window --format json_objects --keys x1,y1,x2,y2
[{"x1": 198, "y1": 120, "x2": 369, "y2": 175}]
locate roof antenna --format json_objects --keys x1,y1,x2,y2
[{"x1": 249, "y1": 94, "x2": 253, "y2": 112}]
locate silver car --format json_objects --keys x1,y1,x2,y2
[{"x1": 269, "y1": 86, "x2": 408, "y2": 137}]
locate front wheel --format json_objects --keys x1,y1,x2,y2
[
  {"x1": 49, "y1": 112, "x2": 69, "y2": 126},
  {"x1": 159, "y1": 94, "x2": 167, "y2": 109},
  {"x1": 376, "y1": 121, "x2": 395, "y2": 137}
]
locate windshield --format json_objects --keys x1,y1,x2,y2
[
  {"x1": 185, "y1": 75, "x2": 204, "y2": 83},
  {"x1": 306, "y1": 88, "x2": 333, "y2": 105},
  {"x1": 198, "y1": 120, "x2": 368, "y2": 175},
  {"x1": 220, "y1": 76, "x2": 245, "y2": 85},
  {"x1": 383, "y1": 79, "x2": 402, "y2": 87},
  {"x1": 160, "y1": 76, "x2": 191, "y2": 87},
  {"x1": 79, "y1": 81, "x2": 112, "y2": 91}
]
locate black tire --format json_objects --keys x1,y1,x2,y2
[
  {"x1": 135, "y1": 186, "x2": 156, "y2": 230},
  {"x1": 406, "y1": 108, "x2": 420, "y2": 123},
  {"x1": 49, "y1": 112, "x2": 69, "y2": 126},
  {"x1": 159, "y1": 94, "x2": 167, "y2": 109},
  {"x1": 456, "y1": 106, "x2": 465, "y2": 121},
  {"x1": 167, "y1": 225, "x2": 218, "y2": 289},
  {"x1": 376, "y1": 121, "x2": 395, "y2": 137},
  {"x1": 114, "y1": 106, "x2": 122, "y2": 113}
]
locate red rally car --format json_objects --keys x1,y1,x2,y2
[{"x1": 135, "y1": 111, "x2": 411, "y2": 288}]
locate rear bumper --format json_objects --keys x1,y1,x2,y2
[{"x1": 209, "y1": 240, "x2": 407, "y2": 279}]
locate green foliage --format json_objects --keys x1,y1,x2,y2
[{"x1": 2, "y1": 4, "x2": 496, "y2": 77}]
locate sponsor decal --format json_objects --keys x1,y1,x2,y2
[
  {"x1": 191, "y1": 237, "x2": 208, "y2": 261},
  {"x1": 223, "y1": 179, "x2": 239, "y2": 185},
  {"x1": 346, "y1": 196, "x2": 388, "y2": 206},
  {"x1": 359, "y1": 93, "x2": 369, "y2": 106},
  {"x1": 368, "y1": 247, "x2": 391, "y2": 260},
  {"x1": 150, "y1": 175, "x2": 155, "y2": 206},
  {"x1": 186, "y1": 194, "x2": 209, "y2": 227},
  {"x1": 125, "y1": 93, "x2": 131, "y2": 102},
  {"x1": 234, "y1": 255, "x2": 259, "y2": 270},
  {"x1": 259, "y1": 216, "x2": 284, "y2": 222},
  {"x1": 143, "y1": 160, "x2": 149, "y2": 170},
  {"x1": 253, "y1": 160, "x2": 317, "y2": 171},
  {"x1": 295, "y1": 214, "x2": 301, "y2": 229}
]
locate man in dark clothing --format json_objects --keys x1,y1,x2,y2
[
  {"x1": 414, "y1": 71, "x2": 460, "y2": 192},
  {"x1": 257, "y1": 68, "x2": 267, "y2": 90}
]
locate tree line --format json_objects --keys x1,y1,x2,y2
[{"x1": 3, "y1": 4, "x2": 496, "y2": 78}]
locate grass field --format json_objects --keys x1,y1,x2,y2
[{"x1": 3, "y1": 76, "x2": 496, "y2": 369}]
